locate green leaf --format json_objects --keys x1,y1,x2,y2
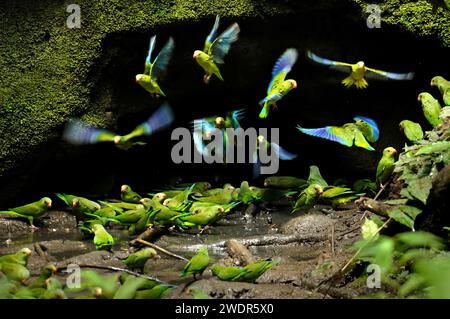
[
  {"x1": 395, "y1": 231, "x2": 444, "y2": 250},
  {"x1": 385, "y1": 207, "x2": 414, "y2": 230},
  {"x1": 398, "y1": 273, "x2": 426, "y2": 297},
  {"x1": 359, "y1": 236, "x2": 395, "y2": 273},
  {"x1": 384, "y1": 199, "x2": 409, "y2": 205},
  {"x1": 415, "y1": 141, "x2": 450, "y2": 156},
  {"x1": 361, "y1": 218, "x2": 379, "y2": 240},
  {"x1": 414, "y1": 255, "x2": 450, "y2": 299}
]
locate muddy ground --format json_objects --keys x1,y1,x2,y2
[{"x1": 0, "y1": 201, "x2": 375, "y2": 299}]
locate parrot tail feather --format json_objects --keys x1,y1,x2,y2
[
  {"x1": 259, "y1": 104, "x2": 270, "y2": 119},
  {"x1": 341, "y1": 76, "x2": 355, "y2": 88},
  {"x1": 355, "y1": 78, "x2": 369, "y2": 89}
]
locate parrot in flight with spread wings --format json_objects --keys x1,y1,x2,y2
[
  {"x1": 297, "y1": 116, "x2": 379, "y2": 151},
  {"x1": 136, "y1": 35, "x2": 175, "y2": 98},
  {"x1": 193, "y1": 15, "x2": 240, "y2": 84},
  {"x1": 306, "y1": 50, "x2": 414, "y2": 89},
  {"x1": 63, "y1": 103, "x2": 174, "y2": 151},
  {"x1": 192, "y1": 109, "x2": 244, "y2": 160},
  {"x1": 259, "y1": 48, "x2": 298, "y2": 118}
]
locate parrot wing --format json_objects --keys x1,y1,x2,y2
[
  {"x1": 267, "y1": 48, "x2": 298, "y2": 94},
  {"x1": 208, "y1": 21, "x2": 240, "y2": 64},
  {"x1": 352, "y1": 129, "x2": 375, "y2": 151},
  {"x1": 204, "y1": 15, "x2": 220, "y2": 53},
  {"x1": 151, "y1": 37, "x2": 175, "y2": 81},
  {"x1": 306, "y1": 50, "x2": 353, "y2": 73},
  {"x1": 365, "y1": 67, "x2": 414, "y2": 81},
  {"x1": 63, "y1": 119, "x2": 116, "y2": 145},
  {"x1": 129, "y1": 103, "x2": 174, "y2": 138},
  {"x1": 271, "y1": 142, "x2": 297, "y2": 160},
  {"x1": 354, "y1": 116, "x2": 379, "y2": 142},
  {"x1": 144, "y1": 35, "x2": 157, "y2": 74},
  {"x1": 296, "y1": 125, "x2": 354, "y2": 147},
  {"x1": 227, "y1": 109, "x2": 245, "y2": 129}
]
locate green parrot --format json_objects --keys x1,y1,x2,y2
[
  {"x1": 232, "y1": 258, "x2": 278, "y2": 283},
  {"x1": 99, "y1": 200, "x2": 140, "y2": 211},
  {"x1": 179, "y1": 204, "x2": 236, "y2": 229},
  {"x1": 175, "y1": 182, "x2": 212, "y2": 195},
  {"x1": 237, "y1": 181, "x2": 258, "y2": 204},
  {"x1": 78, "y1": 270, "x2": 120, "y2": 299},
  {"x1": 263, "y1": 176, "x2": 308, "y2": 189},
  {"x1": 91, "y1": 223, "x2": 115, "y2": 250},
  {"x1": 0, "y1": 197, "x2": 52, "y2": 228},
  {"x1": 63, "y1": 103, "x2": 174, "y2": 151},
  {"x1": 136, "y1": 35, "x2": 175, "y2": 98},
  {"x1": 0, "y1": 262, "x2": 30, "y2": 283},
  {"x1": 307, "y1": 50, "x2": 414, "y2": 89},
  {"x1": 186, "y1": 287, "x2": 212, "y2": 299},
  {"x1": 28, "y1": 264, "x2": 58, "y2": 289},
  {"x1": 418, "y1": 92, "x2": 443, "y2": 127},
  {"x1": 134, "y1": 284, "x2": 175, "y2": 299},
  {"x1": 57, "y1": 193, "x2": 101, "y2": 217},
  {"x1": 307, "y1": 165, "x2": 329, "y2": 188},
  {"x1": 203, "y1": 183, "x2": 235, "y2": 197},
  {"x1": 193, "y1": 15, "x2": 240, "y2": 84},
  {"x1": 0, "y1": 247, "x2": 32, "y2": 266},
  {"x1": 181, "y1": 246, "x2": 210, "y2": 279},
  {"x1": 292, "y1": 184, "x2": 324, "y2": 214},
  {"x1": 297, "y1": 116, "x2": 379, "y2": 151},
  {"x1": 89, "y1": 206, "x2": 118, "y2": 219},
  {"x1": 14, "y1": 287, "x2": 47, "y2": 299},
  {"x1": 162, "y1": 184, "x2": 195, "y2": 211},
  {"x1": 109, "y1": 205, "x2": 147, "y2": 225},
  {"x1": 431, "y1": 75, "x2": 450, "y2": 106},
  {"x1": 259, "y1": 48, "x2": 298, "y2": 118},
  {"x1": 320, "y1": 186, "x2": 363, "y2": 206},
  {"x1": 120, "y1": 185, "x2": 142, "y2": 204},
  {"x1": 41, "y1": 277, "x2": 66, "y2": 299},
  {"x1": 375, "y1": 147, "x2": 398, "y2": 188},
  {"x1": 140, "y1": 197, "x2": 182, "y2": 226},
  {"x1": 211, "y1": 264, "x2": 250, "y2": 281},
  {"x1": 123, "y1": 248, "x2": 157, "y2": 269},
  {"x1": 399, "y1": 120, "x2": 424, "y2": 142}
]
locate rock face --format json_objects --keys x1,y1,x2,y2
[{"x1": 0, "y1": 0, "x2": 448, "y2": 205}]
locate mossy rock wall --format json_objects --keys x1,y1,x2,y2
[{"x1": 0, "y1": 0, "x2": 448, "y2": 205}]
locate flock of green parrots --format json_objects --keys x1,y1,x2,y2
[{"x1": 1, "y1": 15, "x2": 450, "y2": 299}]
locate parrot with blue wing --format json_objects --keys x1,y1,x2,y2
[
  {"x1": 63, "y1": 103, "x2": 174, "y2": 150},
  {"x1": 259, "y1": 48, "x2": 298, "y2": 118},
  {"x1": 136, "y1": 35, "x2": 175, "y2": 98},
  {"x1": 193, "y1": 15, "x2": 240, "y2": 84},
  {"x1": 296, "y1": 116, "x2": 379, "y2": 151},
  {"x1": 307, "y1": 50, "x2": 414, "y2": 89}
]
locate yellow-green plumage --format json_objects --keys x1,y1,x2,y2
[
  {"x1": 418, "y1": 92, "x2": 442, "y2": 127},
  {"x1": 375, "y1": 147, "x2": 398, "y2": 188},
  {"x1": 181, "y1": 246, "x2": 210, "y2": 278},
  {"x1": 399, "y1": 120, "x2": 424, "y2": 142}
]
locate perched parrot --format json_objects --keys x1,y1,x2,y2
[
  {"x1": 263, "y1": 176, "x2": 308, "y2": 189},
  {"x1": 306, "y1": 50, "x2": 414, "y2": 89},
  {"x1": 431, "y1": 76, "x2": 450, "y2": 106},
  {"x1": 193, "y1": 15, "x2": 240, "y2": 84},
  {"x1": 120, "y1": 185, "x2": 142, "y2": 204},
  {"x1": 135, "y1": 35, "x2": 175, "y2": 98},
  {"x1": 0, "y1": 262, "x2": 30, "y2": 283},
  {"x1": 307, "y1": 165, "x2": 329, "y2": 188},
  {"x1": 399, "y1": 120, "x2": 424, "y2": 142},
  {"x1": 134, "y1": 284, "x2": 175, "y2": 299},
  {"x1": 186, "y1": 287, "x2": 212, "y2": 299},
  {"x1": 193, "y1": 187, "x2": 236, "y2": 205},
  {"x1": 232, "y1": 258, "x2": 278, "y2": 283},
  {"x1": 123, "y1": 248, "x2": 157, "y2": 269},
  {"x1": 180, "y1": 246, "x2": 210, "y2": 279},
  {"x1": 162, "y1": 184, "x2": 195, "y2": 211},
  {"x1": 320, "y1": 186, "x2": 363, "y2": 206},
  {"x1": 57, "y1": 193, "x2": 101, "y2": 218},
  {"x1": 108, "y1": 205, "x2": 147, "y2": 225},
  {"x1": 291, "y1": 184, "x2": 323, "y2": 214},
  {"x1": 99, "y1": 200, "x2": 141, "y2": 211},
  {"x1": 0, "y1": 248, "x2": 32, "y2": 266},
  {"x1": 88, "y1": 206, "x2": 118, "y2": 219},
  {"x1": 113, "y1": 275, "x2": 149, "y2": 299},
  {"x1": 40, "y1": 277, "x2": 66, "y2": 299},
  {"x1": 63, "y1": 103, "x2": 174, "y2": 151},
  {"x1": 253, "y1": 134, "x2": 297, "y2": 178},
  {"x1": 211, "y1": 264, "x2": 250, "y2": 281},
  {"x1": 259, "y1": 48, "x2": 298, "y2": 118},
  {"x1": 78, "y1": 270, "x2": 120, "y2": 299},
  {"x1": 192, "y1": 109, "x2": 244, "y2": 160},
  {"x1": 28, "y1": 264, "x2": 58, "y2": 289},
  {"x1": 91, "y1": 223, "x2": 115, "y2": 250},
  {"x1": 418, "y1": 92, "x2": 443, "y2": 127},
  {"x1": 375, "y1": 147, "x2": 398, "y2": 189},
  {"x1": 297, "y1": 116, "x2": 379, "y2": 151},
  {"x1": 140, "y1": 197, "x2": 182, "y2": 226},
  {"x1": 179, "y1": 203, "x2": 238, "y2": 229},
  {"x1": 0, "y1": 197, "x2": 52, "y2": 228}
]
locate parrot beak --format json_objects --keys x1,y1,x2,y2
[
  {"x1": 24, "y1": 248, "x2": 32, "y2": 256},
  {"x1": 291, "y1": 80, "x2": 298, "y2": 89},
  {"x1": 264, "y1": 181, "x2": 269, "y2": 187},
  {"x1": 47, "y1": 200, "x2": 52, "y2": 208},
  {"x1": 120, "y1": 185, "x2": 127, "y2": 193},
  {"x1": 430, "y1": 80, "x2": 435, "y2": 86},
  {"x1": 162, "y1": 199, "x2": 170, "y2": 206},
  {"x1": 417, "y1": 94, "x2": 422, "y2": 102},
  {"x1": 135, "y1": 75, "x2": 140, "y2": 83},
  {"x1": 139, "y1": 198, "x2": 145, "y2": 204},
  {"x1": 114, "y1": 136, "x2": 121, "y2": 145}
]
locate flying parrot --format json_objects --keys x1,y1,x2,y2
[
  {"x1": 63, "y1": 103, "x2": 174, "y2": 151},
  {"x1": 399, "y1": 120, "x2": 424, "y2": 142},
  {"x1": 418, "y1": 92, "x2": 443, "y2": 127},
  {"x1": 232, "y1": 258, "x2": 278, "y2": 283},
  {"x1": 263, "y1": 176, "x2": 308, "y2": 189},
  {"x1": 297, "y1": 116, "x2": 379, "y2": 151},
  {"x1": 253, "y1": 134, "x2": 297, "y2": 178},
  {"x1": 193, "y1": 15, "x2": 240, "y2": 84},
  {"x1": 211, "y1": 264, "x2": 250, "y2": 281},
  {"x1": 120, "y1": 185, "x2": 142, "y2": 204},
  {"x1": 375, "y1": 147, "x2": 398, "y2": 189},
  {"x1": 291, "y1": 184, "x2": 323, "y2": 214},
  {"x1": 192, "y1": 109, "x2": 244, "y2": 160},
  {"x1": 259, "y1": 48, "x2": 298, "y2": 118},
  {"x1": 0, "y1": 197, "x2": 52, "y2": 228},
  {"x1": 0, "y1": 248, "x2": 32, "y2": 266},
  {"x1": 136, "y1": 35, "x2": 175, "y2": 98},
  {"x1": 306, "y1": 50, "x2": 414, "y2": 89},
  {"x1": 431, "y1": 75, "x2": 450, "y2": 106},
  {"x1": 180, "y1": 246, "x2": 210, "y2": 279},
  {"x1": 123, "y1": 248, "x2": 157, "y2": 269}
]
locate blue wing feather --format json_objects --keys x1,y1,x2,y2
[
  {"x1": 230, "y1": 109, "x2": 245, "y2": 128},
  {"x1": 296, "y1": 125, "x2": 352, "y2": 147},
  {"x1": 210, "y1": 22, "x2": 240, "y2": 64},
  {"x1": 145, "y1": 35, "x2": 157, "y2": 65},
  {"x1": 151, "y1": 37, "x2": 175, "y2": 81},
  {"x1": 267, "y1": 49, "x2": 298, "y2": 93},
  {"x1": 140, "y1": 103, "x2": 174, "y2": 135},
  {"x1": 63, "y1": 119, "x2": 115, "y2": 145},
  {"x1": 206, "y1": 15, "x2": 220, "y2": 45},
  {"x1": 271, "y1": 143, "x2": 297, "y2": 160},
  {"x1": 353, "y1": 116, "x2": 379, "y2": 141}
]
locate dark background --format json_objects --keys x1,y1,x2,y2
[{"x1": 5, "y1": 4, "x2": 450, "y2": 207}]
